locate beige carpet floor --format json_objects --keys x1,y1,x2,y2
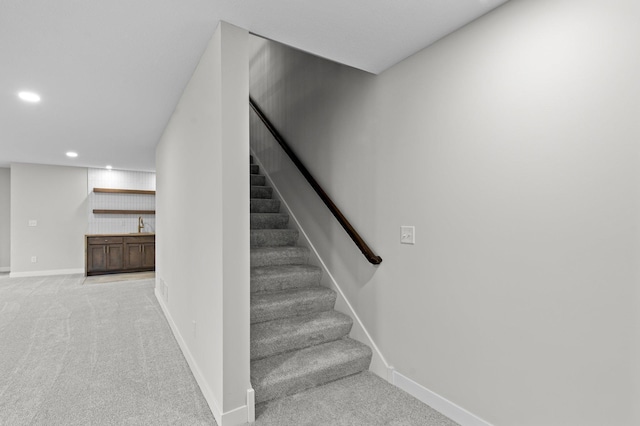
[
  {"x1": 0, "y1": 273, "x2": 459, "y2": 426},
  {"x1": 252, "y1": 371, "x2": 459, "y2": 426},
  {"x1": 0, "y1": 274, "x2": 215, "y2": 425}
]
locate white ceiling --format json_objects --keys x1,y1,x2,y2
[{"x1": 0, "y1": 0, "x2": 508, "y2": 172}]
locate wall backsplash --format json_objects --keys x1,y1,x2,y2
[{"x1": 87, "y1": 169, "x2": 156, "y2": 235}]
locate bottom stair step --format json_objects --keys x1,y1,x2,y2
[{"x1": 251, "y1": 338, "x2": 372, "y2": 404}]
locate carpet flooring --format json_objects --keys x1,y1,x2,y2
[
  {"x1": 0, "y1": 274, "x2": 215, "y2": 425},
  {"x1": 253, "y1": 371, "x2": 459, "y2": 426},
  {"x1": 0, "y1": 273, "x2": 458, "y2": 426}
]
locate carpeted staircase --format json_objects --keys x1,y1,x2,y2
[{"x1": 249, "y1": 156, "x2": 373, "y2": 404}]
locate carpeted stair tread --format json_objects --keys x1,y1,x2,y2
[
  {"x1": 251, "y1": 229, "x2": 298, "y2": 247},
  {"x1": 250, "y1": 246, "x2": 310, "y2": 267},
  {"x1": 250, "y1": 199, "x2": 281, "y2": 213},
  {"x1": 251, "y1": 287, "x2": 337, "y2": 324},
  {"x1": 251, "y1": 311, "x2": 353, "y2": 360},
  {"x1": 250, "y1": 213, "x2": 289, "y2": 230},
  {"x1": 251, "y1": 185, "x2": 273, "y2": 199},
  {"x1": 251, "y1": 174, "x2": 266, "y2": 186},
  {"x1": 251, "y1": 338, "x2": 372, "y2": 403},
  {"x1": 251, "y1": 264, "x2": 321, "y2": 293}
]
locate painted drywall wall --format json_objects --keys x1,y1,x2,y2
[
  {"x1": 10, "y1": 163, "x2": 88, "y2": 276},
  {"x1": 156, "y1": 21, "x2": 250, "y2": 426},
  {"x1": 249, "y1": 0, "x2": 640, "y2": 424},
  {"x1": 0, "y1": 168, "x2": 10, "y2": 271}
]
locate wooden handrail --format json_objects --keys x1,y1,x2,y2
[{"x1": 250, "y1": 97, "x2": 382, "y2": 265}]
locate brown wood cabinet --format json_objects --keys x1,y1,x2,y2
[
  {"x1": 86, "y1": 234, "x2": 155, "y2": 276},
  {"x1": 123, "y1": 236, "x2": 156, "y2": 270}
]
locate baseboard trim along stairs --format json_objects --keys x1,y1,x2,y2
[
  {"x1": 392, "y1": 371, "x2": 494, "y2": 426},
  {"x1": 250, "y1": 155, "x2": 373, "y2": 406}
]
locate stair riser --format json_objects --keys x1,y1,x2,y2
[
  {"x1": 250, "y1": 199, "x2": 281, "y2": 213},
  {"x1": 251, "y1": 317, "x2": 353, "y2": 360},
  {"x1": 251, "y1": 175, "x2": 266, "y2": 186},
  {"x1": 252, "y1": 341, "x2": 373, "y2": 404},
  {"x1": 251, "y1": 270, "x2": 321, "y2": 293},
  {"x1": 251, "y1": 186, "x2": 273, "y2": 199},
  {"x1": 251, "y1": 291, "x2": 336, "y2": 324},
  {"x1": 250, "y1": 249, "x2": 309, "y2": 267},
  {"x1": 251, "y1": 230, "x2": 298, "y2": 247},
  {"x1": 250, "y1": 214, "x2": 289, "y2": 230},
  {"x1": 250, "y1": 164, "x2": 259, "y2": 174}
]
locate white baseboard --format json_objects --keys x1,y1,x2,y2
[
  {"x1": 250, "y1": 151, "x2": 393, "y2": 382},
  {"x1": 221, "y1": 404, "x2": 251, "y2": 425},
  {"x1": 9, "y1": 268, "x2": 84, "y2": 278},
  {"x1": 154, "y1": 288, "x2": 249, "y2": 426},
  {"x1": 392, "y1": 371, "x2": 493, "y2": 426},
  {"x1": 247, "y1": 388, "x2": 255, "y2": 423}
]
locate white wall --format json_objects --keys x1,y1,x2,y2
[
  {"x1": 249, "y1": 0, "x2": 640, "y2": 424},
  {"x1": 156, "y1": 21, "x2": 250, "y2": 426},
  {"x1": 10, "y1": 163, "x2": 88, "y2": 276},
  {"x1": 0, "y1": 168, "x2": 10, "y2": 271}
]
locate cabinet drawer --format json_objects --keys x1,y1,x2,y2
[
  {"x1": 124, "y1": 236, "x2": 155, "y2": 244},
  {"x1": 87, "y1": 236, "x2": 123, "y2": 245}
]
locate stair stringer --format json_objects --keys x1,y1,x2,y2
[{"x1": 250, "y1": 150, "x2": 394, "y2": 383}]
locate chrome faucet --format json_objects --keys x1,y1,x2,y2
[{"x1": 137, "y1": 216, "x2": 145, "y2": 233}]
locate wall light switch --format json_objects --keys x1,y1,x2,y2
[
  {"x1": 31, "y1": 256, "x2": 37, "y2": 263},
  {"x1": 400, "y1": 226, "x2": 415, "y2": 245},
  {"x1": 28, "y1": 220, "x2": 37, "y2": 227}
]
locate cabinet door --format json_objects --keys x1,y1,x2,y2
[
  {"x1": 142, "y1": 243, "x2": 155, "y2": 268},
  {"x1": 87, "y1": 237, "x2": 124, "y2": 275},
  {"x1": 124, "y1": 243, "x2": 143, "y2": 270},
  {"x1": 87, "y1": 244, "x2": 107, "y2": 273},
  {"x1": 106, "y1": 244, "x2": 124, "y2": 271}
]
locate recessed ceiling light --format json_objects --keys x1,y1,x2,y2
[
  {"x1": 66, "y1": 151, "x2": 78, "y2": 158},
  {"x1": 18, "y1": 91, "x2": 41, "y2": 103},
  {"x1": 106, "y1": 165, "x2": 113, "y2": 170}
]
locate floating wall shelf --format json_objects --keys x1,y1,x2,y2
[
  {"x1": 93, "y1": 209, "x2": 156, "y2": 215},
  {"x1": 93, "y1": 188, "x2": 156, "y2": 195}
]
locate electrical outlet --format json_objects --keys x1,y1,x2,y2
[
  {"x1": 400, "y1": 226, "x2": 415, "y2": 245},
  {"x1": 31, "y1": 256, "x2": 37, "y2": 263},
  {"x1": 28, "y1": 220, "x2": 37, "y2": 227}
]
